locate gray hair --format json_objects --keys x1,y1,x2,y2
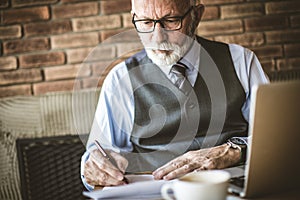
[
  {"x1": 132, "y1": 0, "x2": 201, "y2": 9},
  {"x1": 188, "y1": 0, "x2": 203, "y2": 36},
  {"x1": 190, "y1": 0, "x2": 201, "y2": 6}
]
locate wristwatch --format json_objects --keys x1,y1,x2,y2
[{"x1": 227, "y1": 137, "x2": 247, "y2": 163}]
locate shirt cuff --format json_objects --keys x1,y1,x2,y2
[{"x1": 80, "y1": 146, "x2": 96, "y2": 191}]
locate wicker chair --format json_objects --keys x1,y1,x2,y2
[
  {"x1": 16, "y1": 134, "x2": 88, "y2": 200},
  {"x1": 0, "y1": 89, "x2": 100, "y2": 200}
]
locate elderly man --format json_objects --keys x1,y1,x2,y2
[{"x1": 81, "y1": 0, "x2": 269, "y2": 190}]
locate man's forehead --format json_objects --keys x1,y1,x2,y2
[{"x1": 131, "y1": 0, "x2": 190, "y2": 9}]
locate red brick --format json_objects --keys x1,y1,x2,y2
[
  {"x1": 0, "y1": 84, "x2": 32, "y2": 98},
  {"x1": 101, "y1": 29, "x2": 139, "y2": 43},
  {"x1": 221, "y1": 3, "x2": 264, "y2": 19},
  {"x1": 0, "y1": 56, "x2": 17, "y2": 71},
  {"x1": 100, "y1": 0, "x2": 131, "y2": 14},
  {"x1": 201, "y1": 0, "x2": 243, "y2": 5},
  {"x1": 90, "y1": 57, "x2": 130, "y2": 79},
  {"x1": 266, "y1": 30, "x2": 300, "y2": 44},
  {"x1": 66, "y1": 47, "x2": 93, "y2": 64},
  {"x1": 3, "y1": 38, "x2": 50, "y2": 55},
  {"x1": 266, "y1": 1, "x2": 300, "y2": 14},
  {"x1": 81, "y1": 77, "x2": 102, "y2": 89},
  {"x1": 91, "y1": 60, "x2": 113, "y2": 76},
  {"x1": 0, "y1": 25, "x2": 21, "y2": 40},
  {"x1": 24, "y1": 20, "x2": 71, "y2": 37},
  {"x1": 117, "y1": 42, "x2": 143, "y2": 57},
  {"x1": 52, "y1": 2, "x2": 98, "y2": 19},
  {"x1": 72, "y1": 15, "x2": 121, "y2": 32},
  {"x1": 3, "y1": 6, "x2": 49, "y2": 24},
  {"x1": 101, "y1": 29, "x2": 126, "y2": 42},
  {"x1": 12, "y1": 0, "x2": 58, "y2": 8},
  {"x1": 51, "y1": 32, "x2": 99, "y2": 49},
  {"x1": 259, "y1": 59, "x2": 276, "y2": 73},
  {"x1": 202, "y1": 6, "x2": 219, "y2": 21},
  {"x1": 0, "y1": 0, "x2": 9, "y2": 8},
  {"x1": 44, "y1": 63, "x2": 91, "y2": 81},
  {"x1": 19, "y1": 52, "x2": 65, "y2": 68},
  {"x1": 215, "y1": 33, "x2": 264, "y2": 47},
  {"x1": 291, "y1": 15, "x2": 300, "y2": 28},
  {"x1": 84, "y1": 45, "x2": 116, "y2": 62},
  {"x1": 251, "y1": 45, "x2": 283, "y2": 60},
  {"x1": 0, "y1": 69, "x2": 42, "y2": 85},
  {"x1": 33, "y1": 80, "x2": 75, "y2": 95},
  {"x1": 122, "y1": 13, "x2": 134, "y2": 28},
  {"x1": 277, "y1": 58, "x2": 300, "y2": 70},
  {"x1": 284, "y1": 44, "x2": 300, "y2": 57},
  {"x1": 245, "y1": 16, "x2": 288, "y2": 32},
  {"x1": 197, "y1": 19, "x2": 243, "y2": 36}
]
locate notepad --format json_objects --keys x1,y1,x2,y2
[{"x1": 83, "y1": 174, "x2": 170, "y2": 199}]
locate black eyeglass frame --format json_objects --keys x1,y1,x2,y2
[{"x1": 132, "y1": 7, "x2": 194, "y2": 33}]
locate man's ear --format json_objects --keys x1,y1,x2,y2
[
  {"x1": 190, "y1": 4, "x2": 205, "y2": 34},
  {"x1": 195, "y1": 4, "x2": 205, "y2": 22}
]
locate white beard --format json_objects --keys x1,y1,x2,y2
[{"x1": 143, "y1": 41, "x2": 191, "y2": 68}]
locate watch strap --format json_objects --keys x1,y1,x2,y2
[{"x1": 227, "y1": 139, "x2": 247, "y2": 164}]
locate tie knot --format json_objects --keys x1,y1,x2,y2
[{"x1": 171, "y1": 62, "x2": 187, "y2": 77}]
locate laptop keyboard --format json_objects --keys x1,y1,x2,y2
[{"x1": 229, "y1": 175, "x2": 245, "y2": 188}]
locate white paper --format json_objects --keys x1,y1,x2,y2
[
  {"x1": 83, "y1": 175, "x2": 170, "y2": 199},
  {"x1": 124, "y1": 174, "x2": 155, "y2": 183}
]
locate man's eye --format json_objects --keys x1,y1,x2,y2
[
  {"x1": 164, "y1": 18, "x2": 180, "y2": 23},
  {"x1": 142, "y1": 21, "x2": 153, "y2": 25}
]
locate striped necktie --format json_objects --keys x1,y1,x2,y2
[{"x1": 170, "y1": 62, "x2": 192, "y2": 95}]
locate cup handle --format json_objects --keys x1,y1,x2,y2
[{"x1": 161, "y1": 183, "x2": 174, "y2": 200}]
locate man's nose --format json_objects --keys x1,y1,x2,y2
[{"x1": 152, "y1": 22, "x2": 167, "y2": 43}]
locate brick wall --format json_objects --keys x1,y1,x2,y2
[{"x1": 0, "y1": 0, "x2": 299, "y2": 98}]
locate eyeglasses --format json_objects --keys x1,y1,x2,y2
[{"x1": 132, "y1": 7, "x2": 194, "y2": 33}]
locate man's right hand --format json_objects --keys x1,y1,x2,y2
[{"x1": 84, "y1": 149, "x2": 128, "y2": 187}]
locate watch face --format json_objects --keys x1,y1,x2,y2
[{"x1": 230, "y1": 137, "x2": 247, "y2": 146}]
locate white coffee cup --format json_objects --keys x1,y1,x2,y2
[{"x1": 161, "y1": 170, "x2": 230, "y2": 200}]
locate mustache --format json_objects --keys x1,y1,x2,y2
[{"x1": 144, "y1": 42, "x2": 180, "y2": 51}]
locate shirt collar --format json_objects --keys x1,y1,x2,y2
[
  {"x1": 178, "y1": 39, "x2": 200, "y2": 73},
  {"x1": 154, "y1": 38, "x2": 201, "y2": 84}
]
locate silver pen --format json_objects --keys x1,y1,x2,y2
[{"x1": 94, "y1": 140, "x2": 128, "y2": 183}]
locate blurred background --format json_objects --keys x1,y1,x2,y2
[{"x1": 0, "y1": 0, "x2": 299, "y2": 200}]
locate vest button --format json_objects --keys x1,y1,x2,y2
[{"x1": 189, "y1": 103, "x2": 195, "y2": 109}]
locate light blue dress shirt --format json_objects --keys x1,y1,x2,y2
[{"x1": 81, "y1": 41, "x2": 270, "y2": 190}]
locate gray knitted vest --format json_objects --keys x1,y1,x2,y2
[{"x1": 124, "y1": 37, "x2": 247, "y2": 171}]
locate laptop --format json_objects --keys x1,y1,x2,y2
[{"x1": 226, "y1": 81, "x2": 300, "y2": 198}]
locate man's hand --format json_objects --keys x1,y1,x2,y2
[
  {"x1": 153, "y1": 143, "x2": 241, "y2": 180},
  {"x1": 84, "y1": 149, "x2": 128, "y2": 186}
]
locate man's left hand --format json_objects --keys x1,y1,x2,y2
[{"x1": 152, "y1": 143, "x2": 241, "y2": 180}]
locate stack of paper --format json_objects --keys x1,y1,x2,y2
[{"x1": 83, "y1": 175, "x2": 170, "y2": 199}]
